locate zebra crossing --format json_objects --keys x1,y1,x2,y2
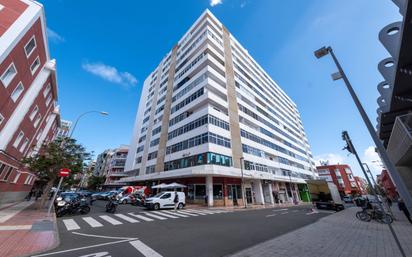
[{"x1": 60, "y1": 208, "x2": 231, "y2": 231}]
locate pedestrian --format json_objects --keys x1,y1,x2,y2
[
  {"x1": 398, "y1": 198, "x2": 412, "y2": 224},
  {"x1": 25, "y1": 189, "x2": 34, "y2": 201},
  {"x1": 35, "y1": 189, "x2": 42, "y2": 201},
  {"x1": 387, "y1": 197, "x2": 392, "y2": 207},
  {"x1": 174, "y1": 192, "x2": 179, "y2": 211}
]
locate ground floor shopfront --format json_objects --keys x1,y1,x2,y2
[{"x1": 134, "y1": 176, "x2": 311, "y2": 207}]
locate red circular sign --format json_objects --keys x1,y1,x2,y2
[{"x1": 59, "y1": 168, "x2": 71, "y2": 177}]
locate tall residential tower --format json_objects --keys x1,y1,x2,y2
[{"x1": 123, "y1": 10, "x2": 316, "y2": 207}]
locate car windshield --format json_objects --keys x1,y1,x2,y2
[{"x1": 153, "y1": 192, "x2": 166, "y2": 198}]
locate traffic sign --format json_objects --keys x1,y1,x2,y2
[{"x1": 59, "y1": 168, "x2": 71, "y2": 177}]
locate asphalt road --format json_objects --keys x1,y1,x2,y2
[{"x1": 34, "y1": 201, "x2": 333, "y2": 257}]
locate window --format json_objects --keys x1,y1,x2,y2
[
  {"x1": 160, "y1": 193, "x2": 171, "y2": 199},
  {"x1": 24, "y1": 175, "x2": 32, "y2": 185},
  {"x1": 36, "y1": 129, "x2": 43, "y2": 141},
  {"x1": 3, "y1": 167, "x2": 13, "y2": 181},
  {"x1": 11, "y1": 82, "x2": 24, "y2": 102},
  {"x1": 30, "y1": 56, "x2": 40, "y2": 75},
  {"x1": 12, "y1": 172, "x2": 21, "y2": 183},
  {"x1": 29, "y1": 106, "x2": 39, "y2": 121},
  {"x1": 19, "y1": 138, "x2": 29, "y2": 153},
  {"x1": 45, "y1": 94, "x2": 52, "y2": 106},
  {"x1": 13, "y1": 131, "x2": 24, "y2": 148},
  {"x1": 194, "y1": 185, "x2": 206, "y2": 200},
  {"x1": 43, "y1": 83, "x2": 51, "y2": 97},
  {"x1": 213, "y1": 184, "x2": 223, "y2": 199},
  {"x1": 24, "y1": 36, "x2": 37, "y2": 57},
  {"x1": 0, "y1": 163, "x2": 7, "y2": 178},
  {"x1": 1, "y1": 63, "x2": 17, "y2": 87},
  {"x1": 34, "y1": 114, "x2": 41, "y2": 128},
  {"x1": 0, "y1": 113, "x2": 4, "y2": 125}
]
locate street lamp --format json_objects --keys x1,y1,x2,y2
[
  {"x1": 314, "y1": 46, "x2": 412, "y2": 215},
  {"x1": 69, "y1": 111, "x2": 109, "y2": 138},
  {"x1": 240, "y1": 157, "x2": 247, "y2": 208},
  {"x1": 316, "y1": 47, "x2": 406, "y2": 257}
]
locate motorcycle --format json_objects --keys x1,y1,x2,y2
[
  {"x1": 56, "y1": 197, "x2": 90, "y2": 217},
  {"x1": 129, "y1": 194, "x2": 145, "y2": 206},
  {"x1": 106, "y1": 195, "x2": 119, "y2": 213}
]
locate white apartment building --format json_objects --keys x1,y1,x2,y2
[{"x1": 123, "y1": 10, "x2": 317, "y2": 207}]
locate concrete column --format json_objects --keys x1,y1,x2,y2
[
  {"x1": 284, "y1": 182, "x2": 290, "y2": 202},
  {"x1": 206, "y1": 176, "x2": 213, "y2": 207},
  {"x1": 254, "y1": 180, "x2": 265, "y2": 205},
  {"x1": 267, "y1": 183, "x2": 275, "y2": 205}
]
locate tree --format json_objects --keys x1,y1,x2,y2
[
  {"x1": 87, "y1": 175, "x2": 106, "y2": 191},
  {"x1": 22, "y1": 137, "x2": 90, "y2": 208}
]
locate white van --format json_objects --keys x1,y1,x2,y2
[{"x1": 145, "y1": 191, "x2": 186, "y2": 210}]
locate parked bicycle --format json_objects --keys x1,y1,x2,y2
[{"x1": 356, "y1": 204, "x2": 393, "y2": 224}]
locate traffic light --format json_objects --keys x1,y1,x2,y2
[{"x1": 342, "y1": 131, "x2": 355, "y2": 154}]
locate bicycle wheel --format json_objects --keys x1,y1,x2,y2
[
  {"x1": 378, "y1": 214, "x2": 393, "y2": 224},
  {"x1": 356, "y1": 211, "x2": 371, "y2": 221}
]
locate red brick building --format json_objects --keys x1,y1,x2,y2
[
  {"x1": 0, "y1": 0, "x2": 60, "y2": 204},
  {"x1": 354, "y1": 176, "x2": 368, "y2": 195},
  {"x1": 316, "y1": 164, "x2": 361, "y2": 196},
  {"x1": 377, "y1": 170, "x2": 397, "y2": 200}
]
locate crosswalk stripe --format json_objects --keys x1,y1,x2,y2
[
  {"x1": 182, "y1": 209, "x2": 207, "y2": 215},
  {"x1": 152, "y1": 211, "x2": 179, "y2": 219},
  {"x1": 141, "y1": 212, "x2": 167, "y2": 220},
  {"x1": 99, "y1": 215, "x2": 123, "y2": 225},
  {"x1": 176, "y1": 210, "x2": 198, "y2": 216},
  {"x1": 115, "y1": 214, "x2": 140, "y2": 223},
  {"x1": 82, "y1": 217, "x2": 103, "y2": 227},
  {"x1": 128, "y1": 213, "x2": 154, "y2": 222},
  {"x1": 185, "y1": 209, "x2": 216, "y2": 215},
  {"x1": 63, "y1": 219, "x2": 80, "y2": 231},
  {"x1": 161, "y1": 210, "x2": 189, "y2": 217}
]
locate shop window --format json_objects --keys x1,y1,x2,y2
[
  {"x1": 195, "y1": 185, "x2": 206, "y2": 200},
  {"x1": 213, "y1": 184, "x2": 223, "y2": 199}
]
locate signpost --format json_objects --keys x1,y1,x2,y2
[{"x1": 47, "y1": 168, "x2": 71, "y2": 216}]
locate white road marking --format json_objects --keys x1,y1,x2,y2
[
  {"x1": 306, "y1": 212, "x2": 317, "y2": 215},
  {"x1": 99, "y1": 215, "x2": 122, "y2": 225},
  {"x1": 152, "y1": 211, "x2": 179, "y2": 219},
  {"x1": 141, "y1": 212, "x2": 167, "y2": 220},
  {"x1": 0, "y1": 225, "x2": 32, "y2": 230},
  {"x1": 182, "y1": 209, "x2": 207, "y2": 215},
  {"x1": 176, "y1": 210, "x2": 198, "y2": 216},
  {"x1": 72, "y1": 231, "x2": 137, "y2": 240},
  {"x1": 273, "y1": 208, "x2": 288, "y2": 212},
  {"x1": 280, "y1": 212, "x2": 288, "y2": 215},
  {"x1": 128, "y1": 213, "x2": 154, "y2": 221},
  {"x1": 265, "y1": 214, "x2": 277, "y2": 218},
  {"x1": 115, "y1": 214, "x2": 140, "y2": 223},
  {"x1": 185, "y1": 209, "x2": 215, "y2": 215},
  {"x1": 129, "y1": 239, "x2": 163, "y2": 257},
  {"x1": 31, "y1": 239, "x2": 132, "y2": 256},
  {"x1": 161, "y1": 210, "x2": 189, "y2": 217},
  {"x1": 82, "y1": 217, "x2": 103, "y2": 228},
  {"x1": 62, "y1": 219, "x2": 80, "y2": 231}
]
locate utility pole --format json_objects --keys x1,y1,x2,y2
[
  {"x1": 342, "y1": 131, "x2": 405, "y2": 257},
  {"x1": 314, "y1": 46, "x2": 412, "y2": 216}
]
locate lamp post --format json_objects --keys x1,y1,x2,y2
[
  {"x1": 240, "y1": 157, "x2": 247, "y2": 208},
  {"x1": 314, "y1": 46, "x2": 412, "y2": 216},
  {"x1": 70, "y1": 111, "x2": 109, "y2": 138}
]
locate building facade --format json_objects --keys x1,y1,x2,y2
[
  {"x1": 316, "y1": 164, "x2": 361, "y2": 196},
  {"x1": 354, "y1": 176, "x2": 368, "y2": 195},
  {"x1": 55, "y1": 119, "x2": 71, "y2": 138},
  {"x1": 104, "y1": 146, "x2": 129, "y2": 187},
  {"x1": 377, "y1": 170, "x2": 397, "y2": 200},
  {"x1": 123, "y1": 10, "x2": 316, "y2": 206},
  {"x1": 0, "y1": 0, "x2": 60, "y2": 204}
]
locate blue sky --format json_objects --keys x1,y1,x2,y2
[{"x1": 40, "y1": 0, "x2": 400, "y2": 177}]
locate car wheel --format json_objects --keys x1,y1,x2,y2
[
  {"x1": 178, "y1": 203, "x2": 183, "y2": 209},
  {"x1": 122, "y1": 200, "x2": 127, "y2": 204},
  {"x1": 153, "y1": 203, "x2": 160, "y2": 210}
]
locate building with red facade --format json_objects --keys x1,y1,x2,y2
[
  {"x1": 354, "y1": 176, "x2": 368, "y2": 195},
  {"x1": 0, "y1": 0, "x2": 60, "y2": 204},
  {"x1": 316, "y1": 164, "x2": 361, "y2": 196},
  {"x1": 377, "y1": 170, "x2": 398, "y2": 200}
]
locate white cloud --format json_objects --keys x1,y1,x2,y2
[
  {"x1": 46, "y1": 27, "x2": 65, "y2": 43},
  {"x1": 362, "y1": 146, "x2": 383, "y2": 175},
  {"x1": 210, "y1": 0, "x2": 222, "y2": 7},
  {"x1": 82, "y1": 62, "x2": 138, "y2": 87},
  {"x1": 314, "y1": 153, "x2": 346, "y2": 166}
]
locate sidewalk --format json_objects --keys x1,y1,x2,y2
[
  {"x1": 230, "y1": 206, "x2": 412, "y2": 257},
  {"x1": 186, "y1": 202, "x2": 311, "y2": 211},
  {"x1": 0, "y1": 200, "x2": 59, "y2": 257}
]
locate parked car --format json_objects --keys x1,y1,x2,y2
[
  {"x1": 78, "y1": 191, "x2": 93, "y2": 198},
  {"x1": 145, "y1": 191, "x2": 185, "y2": 210},
  {"x1": 100, "y1": 191, "x2": 120, "y2": 200},
  {"x1": 342, "y1": 196, "x2": 353, "y2": 203},
  {"x1": 120, "y1": 194, "x2": 145, "y2": 205}
]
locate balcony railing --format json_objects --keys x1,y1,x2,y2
[{"x1": 387, "y1": 113, "x2": 412, "y2": 164}]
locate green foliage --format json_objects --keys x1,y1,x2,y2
[
  {"x1": 22, "y1": 137, "x2": 91, "y2": 184},
  {"x1": 87, "y1": 175, "x2": 106, "y2": 190}
]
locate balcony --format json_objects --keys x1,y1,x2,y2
[{"x1": 387, "y1": 113, "x2": 412, "y2": 165}]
